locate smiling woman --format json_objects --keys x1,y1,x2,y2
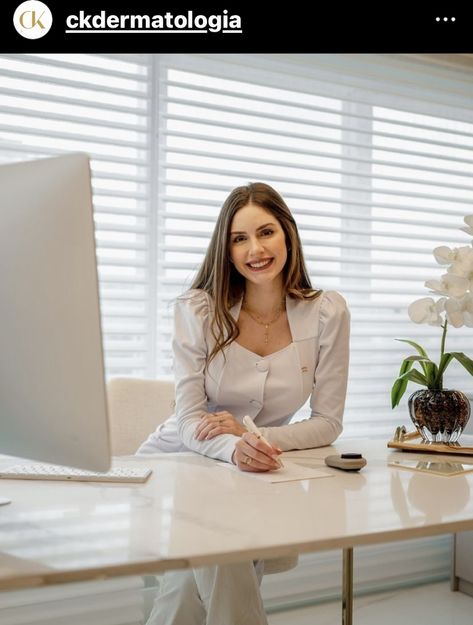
[{"x1": 137, "y1": 182, "x2": 351, "y2": 625}]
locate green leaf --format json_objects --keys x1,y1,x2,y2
[
  {"x1": 396, "y1": 340, "x2": 432, "y2": 380},
  {"x1": 435, "y1": 352, "x2": 454, "y2": 386},
  {"x1": 396, "y1": 339, "x2": 430, "y2": 359},
  {"x1": 402, "y1": 355, "x2": 432, "y2": 365},
  {"x1": 393, "y1": 357, "x2": 415, "y2": 407},
  {"x1": 392, "y1": 357, "x2": 431, "y2": 409},
  {"x1": 397, "y1": 368, "x2": 428, "y2": 386},
  {"x1": 450, "y1": 352, "x2": 473, "y2": 376},
  {"x1": 424, "y1": 361, "x2": 439, "y2": 388},
  {"x1": 391, "y1": 377, "x2": 408, "y2": 409},
  {"x1": 391, "y1": 367, "x2": 428, "y2": 409},
  {"x1": 400, "y1": 355, "x2": 433, "y2": 382},
  {"x1": 392, "y1": 358, "x2": 414, "y2": 408}
]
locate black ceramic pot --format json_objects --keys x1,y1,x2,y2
[{"x1": 408, "y1": 389, "x2": 470, "y2": 444}]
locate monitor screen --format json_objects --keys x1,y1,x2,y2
[{"x1": 0, "y1": 153, "x2": 111, "y2": 473}]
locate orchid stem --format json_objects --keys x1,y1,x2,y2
[
  {"x1": 440, "y1": 320, "x2": 448, "y2": 359},
  {"x1": 438, "y1": 320, "x2": 448, "y2": 389}
]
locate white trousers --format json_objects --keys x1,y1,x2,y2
[{"x1": 146, "y1": 561, "x2": 268, "y2": 625}]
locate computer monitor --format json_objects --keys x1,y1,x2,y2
[{"x1": 0, "y1": 153, "x2": 111, "y2": 504}]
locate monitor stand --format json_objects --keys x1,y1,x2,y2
[{"x1": 0, "y1": 497, "x2": 11, "y2": 505}]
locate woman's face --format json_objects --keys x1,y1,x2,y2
[{"x1": 229, "y1": 203, "x2": 288, "y2": 287}]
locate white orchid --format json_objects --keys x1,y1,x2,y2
[
  {"x1": 444, "y1": 294, "x2": 473, "y2": 328},
  {"x1": 447, "y1": 246, "x2": 473, "y2": 290},
  {"x1": 433, "y1": 244, "x2": 473, "y2": 268},
  {"x1": 425, "y1": 274, "x2": 469, "y2": 298},
  {"x1": 392, "y1": 214, "x2": 473, "y2": 409},
  {"x1": 433, "y1": 245, "x2": 457, "y2": 265},
  {"x1": 408, "y1": 297, "x2": 445, "y2": 326},
  {"x1": 460, "y1": 214, "x2": 473, "y2": 236}
]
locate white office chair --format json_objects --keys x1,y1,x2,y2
[
  {"x1": 106, "y1": 376, "x2": 297, "y2": 574},
  {"x1": 107, "y1": 377, "x2": 175, "y2": 456}
]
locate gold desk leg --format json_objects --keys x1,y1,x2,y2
[{"x1": 342, "y1": 547, "x2": 353, "y2": 625}]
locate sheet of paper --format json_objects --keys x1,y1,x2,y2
[{"x1": 216, "y1": 459, "x2": 333, "y2": 483}]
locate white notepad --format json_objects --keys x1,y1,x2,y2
[{"x1": 216, "y1": 459, "x2": 333, "y2": 483}]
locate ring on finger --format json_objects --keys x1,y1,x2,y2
[{"x1": 244, "y1": 455, "x2": 252, "y2": 465}]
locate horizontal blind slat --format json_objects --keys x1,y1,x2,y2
[
  {"x1": 164, "y1": 96, "x2": 473, "y2": 153},
  {"x1": 6, "y1": 53, "x2": 150, "y2": 81},
  {"x1": 0, "y1": 67, "x2": 150, "y2": 98},
  {"x1": 163, "y1": 152, "x2": 473, "y2": 196},
  {"x1": 0, "y1": 85, "x2": 148, "y2": 115},
  {"x1": 164, "y1": 78, "x2": 473, "y2": 139},
  {"x1": 164, "y1": 161, "x2": 473, "y2": 206},
  {"x1": 164, "y1": 113, "x2": 473, "y2": 166},
  {"x1": 0, "y1": 123, "x2": 148, "y2": 148},
  {"x1": 164, "y1": 129, "x2": 473, "y2": 182},
  {"x1": 0, "y1": 105, "x2": 148, "y2": 133}
]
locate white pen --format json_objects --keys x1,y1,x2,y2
[{"x1": 242, "y1": 415, "x2": 284, "y2": 469}]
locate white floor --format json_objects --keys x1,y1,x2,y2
[{"x1": 267, "y1": 581, "x2": 473, "y2": 625}]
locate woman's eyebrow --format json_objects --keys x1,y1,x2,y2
[{"x1": 230, "y1": 222, "x2": 276, "y2": 235}]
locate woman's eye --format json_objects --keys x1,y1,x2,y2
[
  {"x1": 261, "y1": 229, "x2": 273, "y2": 236},
  {"x1": 233, "y1": 236, "x2": 245, "y2": 243}
]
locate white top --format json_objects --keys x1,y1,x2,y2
[{"x1": 137, "y1": 289, "x2": 350, "y2": 463}]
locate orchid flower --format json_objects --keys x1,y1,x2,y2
[
  {"x1": 460, "y1": 214, "x2": 473, "y2": 236},
  {"x1": 433, "y1": 245, "x2": 457, "y2": 265},
  {"x1": 425, "y1": 274, "x2": 469, "y2": 298},
  {"x1": 408, "y1": 297, "x2": 445, "y2": 326},
  {"x1": 444, "y1": 294, "x2": 473, "y2": 328},
  {"x1": 391, "y1": 214, "x2": 473, "y2": 409}
]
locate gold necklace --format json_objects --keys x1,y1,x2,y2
[{"x1": 242, "y1": 299, "x2": 286, "y2": 344}]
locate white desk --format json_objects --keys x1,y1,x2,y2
[{"x1": 1, "y1": 440, "x2": 473, "y2": 624}]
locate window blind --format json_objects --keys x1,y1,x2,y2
[
  {"x1": 0, "y1": 53, "x2": 153, "y2": 379},
  {"x1": 156, "y1": 53, "x2": 473, "y2": 439},
  {"x1": 1, "y1": 53, "x2": 471, "y2": 439}
]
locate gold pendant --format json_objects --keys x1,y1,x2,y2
[{"x1": 264, "y1": 324, "x2": 269, "y2": 344}]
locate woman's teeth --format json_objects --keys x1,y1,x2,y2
[{"x1": 247, "y1": 259, "x2": 273, "y2": 270}]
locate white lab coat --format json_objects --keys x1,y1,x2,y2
[{"x1": 138, "y1": 288, "x2": 350, "y2": 462}]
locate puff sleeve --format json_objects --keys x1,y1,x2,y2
[
  {"x1": 173, "y1": 290, "x2": 240, "y2": 463},
  {"x1": 259, "y1": 291, "x2": 350, "y2": 450}
]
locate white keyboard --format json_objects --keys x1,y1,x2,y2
[{"x1": 0, "y1": 463, "x2": 152, "y2": 483}]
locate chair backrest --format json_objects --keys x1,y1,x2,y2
[{"x1": 106, "y1": 377, "x2": 175, "y2": 456}]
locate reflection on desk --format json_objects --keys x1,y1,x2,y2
[{"x1": 389, "y1": 458, "x2": 473, "y2": 477}]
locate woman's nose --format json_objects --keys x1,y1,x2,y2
[{"x1": 248, "y1": 237, "x2": 264, "y2": 255}]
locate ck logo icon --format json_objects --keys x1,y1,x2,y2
[{"x1": 13, "y1": 1, "x2": 53, "y2": 39}]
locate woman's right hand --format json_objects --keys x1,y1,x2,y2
[{"x1": 232, "y1": 432, "x2": 282, "y2": 472}]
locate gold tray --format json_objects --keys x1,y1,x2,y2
[{"x1": 387, "y1": 426, "x2": 473, "y2": 456}]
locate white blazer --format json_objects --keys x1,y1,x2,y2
[{"x1": 138, "y1": 289, "x2": 350, "y2": 464}]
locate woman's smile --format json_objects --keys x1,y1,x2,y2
[{"x1": 246, "y1": 257, "x2": 274, "y2": 272}]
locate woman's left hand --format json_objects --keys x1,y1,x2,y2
[{"x1": 195, "y1": 411, "x2": 246, "y2": 441}]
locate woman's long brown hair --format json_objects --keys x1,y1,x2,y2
[{"x1": 186, "y1": 182, "x2": 321, "y2": 364}]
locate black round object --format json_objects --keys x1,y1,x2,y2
[{"x1": 341, "y1": 453, "x2": 362, "y2": 459}]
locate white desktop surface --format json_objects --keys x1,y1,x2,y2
[{"x1": 1, "y1": 439, "x2": 473, "y2": 591}]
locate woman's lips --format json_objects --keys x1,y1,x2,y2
[{"x1": 246, "y1": 258, "x2": 274, "y2": 272}]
